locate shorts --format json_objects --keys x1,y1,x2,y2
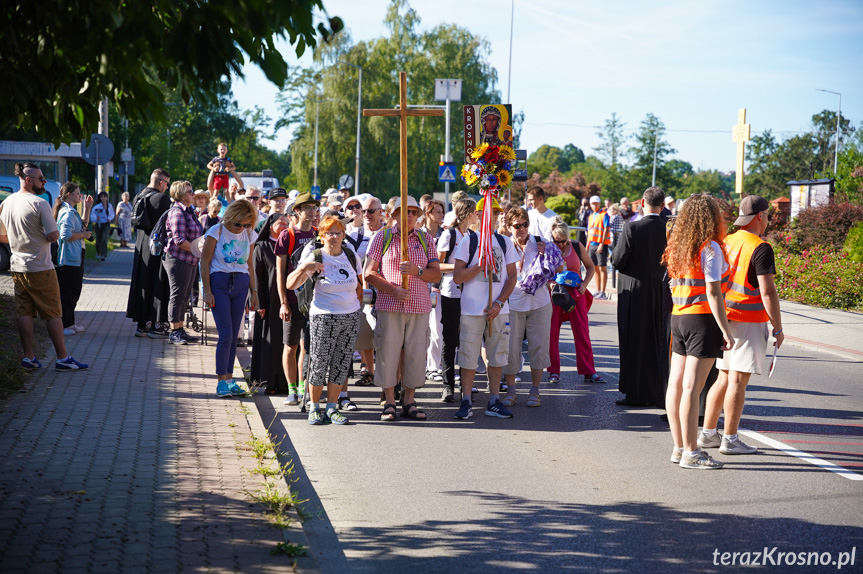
[
  {"x1": 354, "y1": 311, "x2": 374, "y2": 350},
  {"x1": 588, "y1": 243, "x2": 608, "y2": 267},
  {"x1": 671, "y1": 313, "x2": 724, "y2": 359},
  {"x1": 12, "y1": 269, "x2": 62, "y2": 320},
  {"x1": 716, "y1": 321, "x2": 769, "y2": 375},
  {"x1": 213, "y1": 173, "x2": 230, "y2": 190},
  {"x1": 505, "y1": 305, "x2": 552, "y2": 374},
  {"x1": 282, "y1": 298, "x2": 307, "y2": 346},
  {"x1": 459, "y1": 313, "x2": 510, "y2": 370}
]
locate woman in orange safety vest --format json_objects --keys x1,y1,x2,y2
[{"x1": 662, "y1": 194, "x2": 734, "y2": 470}]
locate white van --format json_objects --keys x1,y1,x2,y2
[{"x1": 231, "y1": 169, "x2": 279, "y2": 196}]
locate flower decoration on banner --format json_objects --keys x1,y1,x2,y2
[{"x1": 461, "y1": 143, "x2": 516, "y2": 277}]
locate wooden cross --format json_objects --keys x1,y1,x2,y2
[
  {"x1": 363, "y1": 71, "x2": 444, "y2": 288},
  {"x1": 732, "y1": 108, "x2": 751, "y2": 197}
]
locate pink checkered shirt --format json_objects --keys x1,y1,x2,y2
[{"x1": 366, "y1": 226, "x2": 438, "y2": 314}]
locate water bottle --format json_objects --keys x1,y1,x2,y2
[{"x1": 503, "y1": 321, "x2": 510, "y2": 336}]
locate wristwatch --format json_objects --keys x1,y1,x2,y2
[
  {"x1": 494, "y1": 299, "x2": 504, "y2": 307},
  {"x1": 417, "y1": 267, "x2": 424, "y2": 277}
]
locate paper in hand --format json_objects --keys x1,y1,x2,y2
[{"x1": 768, "y1": 346, "x2": 778, "y2": 378}]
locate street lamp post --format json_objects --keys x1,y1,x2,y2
[
  {"x1": 338, "y1": 61, "x2": 363, "y2": 196},
  {"x1": 651, "y1": 131, "x2": 658, "y2": 187},
  {"x1": 816, "y1": 89, "x2": 842, "y2": 176}
]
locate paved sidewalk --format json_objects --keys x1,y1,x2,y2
[{"x1": 0, "y1": 248, "x2": 304, "y2": 572}]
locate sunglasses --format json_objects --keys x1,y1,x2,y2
[
  {"x1": 246, "y1": 196, "x2": 260, "y2": 201},
  {"x1": 363, "y1": 208, "x2": 378, "y2": 214},
  {"x1": 347, "y1": 204, "x2": 362, "y2": 211},
  {"x1": 553, "y1": 239, "x2": 568, "y2": 245},
  {"x1": 510, "y1": 222, "x2": 529, "y2": 230}
]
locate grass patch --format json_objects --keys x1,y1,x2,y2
[
  {"x1": 271, "y1": 541, "x2": 307, "y2": 557},
  {"x1": 83, "y1": 238, "x2": 116, "y2": 261},
  {"x1": 0, "y1": 292, "x2": 47, "y2": 400}
]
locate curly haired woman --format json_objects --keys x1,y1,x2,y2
[{"x1": 663, "y1": 194, "x2": 734, "y2": 470}]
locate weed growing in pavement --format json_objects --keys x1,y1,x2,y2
[
  {"x1": 227, "y1": 422, "x2": 236, "y2": 428},
  {"x1": 246, "y1": 480, "x2": 304, "y2": 529},
  {"x1": 271, "y1": 541, "x2": 307, "y2": 557},
  {"x1": 247, "y1": 436, "x2": 276, "y2": 461}
]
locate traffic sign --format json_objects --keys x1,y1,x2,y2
[
  {"x1": 438, "y1": 163, "x2": 457, "y2": 183},
  {"x1": 310, "y1": 185, "x2": 321, "y2": 199},
  {"x1": 81, "y1": 134, "x2": 114, "y2": 166},
  {"x1": 338, "y1": 174, "x2": 354, "y2": 189}
]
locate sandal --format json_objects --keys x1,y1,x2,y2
[
  {"x1": 501, "y1": 394, "x2": 517, "y2": 407},
  {"x1": 339, "y1": 396, "x2": 358, "y2": 411},
  {"x1": 265, "y1": 388, "x2": 278, "y2": 396},
  {"x1": 548, "y1": 373, "x2": 560, "y2": 384},
  {"x1": 583, "y1": 373, "x2": 607, "y2": 384},
  {"x1": 401, "y1": 402, "x2": 427, "y2": 420},
  {"x1": 356, "y1": 372, "x2": 375, "y2": 387},
  {"x1": 381, "y1": 403, "x2": 397, "y2": 421},
  {"x1": 526, "y1": 393, "x2": 541, "y2": 407}
]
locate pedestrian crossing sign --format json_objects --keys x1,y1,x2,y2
[{"x1": 439, "y1": 163, "x2": 457, "y2": 183}]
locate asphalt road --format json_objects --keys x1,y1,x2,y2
[{"x1": 255, "y1": 300, "x2": 863, "y2": 573}]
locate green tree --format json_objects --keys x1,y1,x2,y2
[
  {"x1": 280, "y1": 0, "x2": 500, "y2": 197},
  {"x1": 545, "y1": 194, "x2": 579, "y2": 225},
  {"x1": 4, "y1": 0, "x2": 343, "y2": 143},
  {"x1": 528, "y1": 145, "x2": 563, "y2": 179},
  {"x1": 594, "y1": 112, "x2": 626, "y2": 167},
  {"x1": 625, "y1": 113, "x2": 677, "y2": 195},
  {"x1": 811, "y1": 110, "x2": 856, "y2": 173}
]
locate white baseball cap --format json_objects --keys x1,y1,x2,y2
[{"x1": 589, "y1": 195, "x2": 601, "y2": 204}]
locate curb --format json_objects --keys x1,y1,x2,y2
[
  {"x1": 783, "y1": 335, "x2": 863, "y2": 363},
  {"x1": 234, "y1": 359, "x2": 321, "y2": 574}
]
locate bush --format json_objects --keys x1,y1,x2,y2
[
  {"x1": 545, "y1": 194, "x2": 579, "y2": 226},
  {"x1": 791, "y1": 202, "x2": 863, "y2": 253},
  {"x1": 844, "y1": 221, "x2": 863, "y2": 263},
  {"x1": 773, "y1": 240, "x2": 863, "y2": 312}
]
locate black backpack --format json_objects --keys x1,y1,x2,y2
[
  {"x1": 148, "y1": 204, "x2": 180, "y2": 257},
  {"x1": 296, "y1": 242, "x2": 359, "y2": 316},
  {"x1": 131, "y1": 189, "x2": 157, "y2": 233}
]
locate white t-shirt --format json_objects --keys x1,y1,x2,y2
[
  {"x1": 298, "y1": 244, "x2": 361, "y2": 315},
  {"x1": 701, "y1": 241, "x2": 729, "y2": 282},
  {"x1": 0, "y1": 191, "x2": 58, "y2": 273},
  {"x1": 528, "y1": 207, "x2": 557, "y2": 242},
  {"x1": 454, "y1": 233, "x2": 520, "y2": 316},
  {"x1": 436, "y1": 227, "x2": 469, "y2": 299},
  {"x1": 347, "y1": 225, "x2": 382, "y2": 260},
  {"x1": 509, "y1": 236, "x2": 552, "y2": 312},
  {"x1": 205, "y1": 223, "x2": 258, "y2": 274}
]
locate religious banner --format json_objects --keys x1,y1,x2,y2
[{"x1": 463, "y1": 104, "x2": 514, "y2": 165}]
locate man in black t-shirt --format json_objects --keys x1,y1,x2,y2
[{"x1": 700, "y1": 195, "x2": 784, "y2": 456}]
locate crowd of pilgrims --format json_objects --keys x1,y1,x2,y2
[{"x1": 126, "y1": 168, "x2": 614, "y2": 425}]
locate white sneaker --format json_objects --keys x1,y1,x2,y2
[
  {"x1": 720, "y1": 436, "x2": 757, "y2": 455},
  {"x1": 63, "y1": 328, "x2": 76, "y2": 336},
  {"x1": 72, "y1": 324, "x2": 85, "y2": 332},
  {"x1": 698, "y1": 431, "x2": 722, "y2": 449}
]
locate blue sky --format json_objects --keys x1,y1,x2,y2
[{"x1": 232, "y1": 0, "x2": 863, "y2": 172}]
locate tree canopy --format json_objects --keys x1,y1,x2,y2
[
  {"x1": 278, "y1": 0, "x2": 500, "y2": 198},
  {"x1": 3, "y1": 0, "x2": 343, "y2": 143}
]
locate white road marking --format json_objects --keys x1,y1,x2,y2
[{"x1": 739, "y1": 429, "x2": 863, "y2": 481}]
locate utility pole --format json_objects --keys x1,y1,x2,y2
[
  {"x1": 816, "y1": 89, "x2": 842, "y2": 176},
  {"x1": 507, "y1": 0, "x2": 514, "y2": 104},
  {"x1": 97, "y1": 97, "x2": 109, "y2": 193},
  {"x1": 313, "y1": 97, "x2": 333, "y2": 189},
  {"x1": 651, "y1": 131, "x2": 658, "y2": 187},
  {"x1": 434, "y1": 79, "x2": 462, "y2": 208}
]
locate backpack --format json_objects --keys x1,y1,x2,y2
[
  {"x1": 131, "y1": 189, "x2": 157, "y2": 233},
  {"x1": 443, "y1": 228, "x2": 476, "y2": 264},
  {"x1": 286, "y1": 226, "x2": 318, "y2": 271},
  {"x1": 381, "y1": 227, "x2": 428, "y2": 258},
  {"x1": 296, "y1": 242, "x2": 359, "y2": 316},
  {"x1": 148, "y1": 204, "x2": 180, "y2": 257}
]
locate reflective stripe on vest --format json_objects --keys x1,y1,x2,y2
[
  {"x1": 587, "y1": 211, "x2": 611, "y2": 245},
  {"x1": 671, "y1": 262, "x2": 729, "y2": 315},
  {"x1": 723, "y1": 230, "x2": 769, "y2": 323}
]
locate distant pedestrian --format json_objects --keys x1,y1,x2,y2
[
  {"x1": 91, "y1": 191, "x2": 114, "y2": 261},
  {"x1": 587, "y1": 195, "x2": 611, "y2": 298},
  {"x1": 0, "y1": 163, "x2": 88, "y2": 371},
  {"x1": 127, "y1": 169, "x2": 173, "y2": 338},
  {"x1": 576, "y1": 197, "x2": 591, "y2": 245},
  {"x1": 663, "y1": 193, "x2": 734, "y2": 470},
  {"x1": 53, "y1": 182, "x2": 94, "y2": 335},
  {"x1": 526, "y1": 186, "x2": 557, "y2": 242},
  {"x1": 116, "y1": 191, "x2": 133, "y2": 248}
]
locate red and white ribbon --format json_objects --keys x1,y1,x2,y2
[{"x1": 478, "y1": 186, "x2": 499, "y2": 277}]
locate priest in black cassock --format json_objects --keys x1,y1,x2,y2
[{"x1": 611, "y1": 186, "x2": 671, "y2": 407}]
